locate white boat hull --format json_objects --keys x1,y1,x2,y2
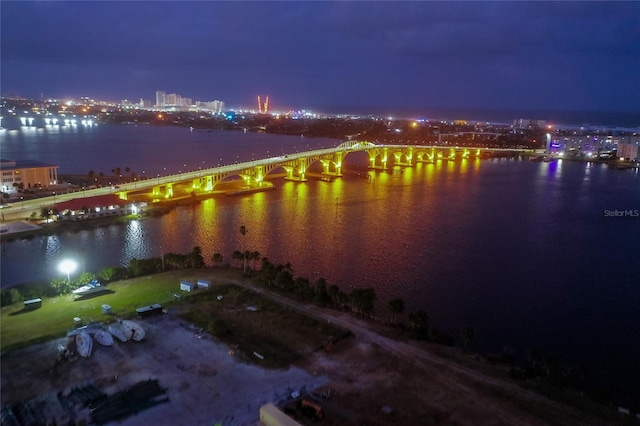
[
  {"x1": 108, "y1": 323, "x2": 129, "y2": 342},
  {"x1": 76, "y1": 331, "x2": 93, "y2": 358},
  {"x1": 122, "y1": 320, "x2": 145, "y2": 341},
  {"x1": 94, "y1": 329, "x2": 114, "y2": 346}
]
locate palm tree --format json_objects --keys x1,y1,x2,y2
[
  {"x1": 387, "y1": 298, "x2": 405, "y2": 325},
  {"x1": 211, "y1": 252, "x2": 224, "y2": 268},
  {"x1": 251, "y1": 251, "x2": 260, "y2": 270},
  {"x1": 190, "y1": 246, "x2": 204, "y2": 268},
  {"x1": 244, "y1": 251, "x2": 251, "y2": 271},
  {"x1": 232, "y1": 250, "x2": 243, "y2": 269},
  {"x1": 460, "y1": 326, "x2": 474, "y2": 352},
  {"x1": 408, "y1": 310, "x2": 429, "y2": 339},
  {"x1": 239, "y1": 225, "x2": 247, "y2": 273}
]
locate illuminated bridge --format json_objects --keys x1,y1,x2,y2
[
  {"x1": 111, "y1": 141, "x2": 534, "y2": 200},
  {"x1": 4, "y1": 142, "x2": 536, "y2": 216}
]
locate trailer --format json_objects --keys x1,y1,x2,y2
[
  {"x1": 23, "y1": 298, "x2": 42, "y2": 311},
  {"x1": 180, "y1": 281, "x2": 194, "y2": 292},
  {"x1": 197, "y1": 279, "x2": 211, "y2": 289},
  {"x1": 136, "y1": 304, "x2": 163, "y2": 318}
]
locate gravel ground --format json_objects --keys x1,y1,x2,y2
[{"x1": 1, "y1": 312, "x2": 328, "y2": 426}]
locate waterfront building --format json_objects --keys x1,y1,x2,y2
[
  {"x1": 549, "y1": 134, "x2": 640, "y2": 154},
  {"x1": 0, "y1": 159, "x2": 59, "y2": 193},
  {"x1": 53, "y1": 194, "x2": 144, "y2": 220},
  {"x1": 618, "y1": 141, "x2": 639, "y2": 161}
]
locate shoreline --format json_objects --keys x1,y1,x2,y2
[{"x1": 1, "y1": 269, "x2": 634, "y2": 424}]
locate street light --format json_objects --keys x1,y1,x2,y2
[{"x1": 58, "y1": 259, "x2": 78, "y2": 283}]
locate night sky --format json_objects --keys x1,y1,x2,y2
[{"x1": 2, "y1": 1, "x2": 639, "y2": 116}]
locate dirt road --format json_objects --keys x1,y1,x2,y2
[{"x1": 234, "y1": 279, "x2": 627, "y2": 425}]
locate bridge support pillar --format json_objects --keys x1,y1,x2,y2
[
  {"x1": 394, "y1": 147, "x2": 413, "y2": 167},
  {"x1": 469, "y1": 148, "x2": 482, "y2": 159},
  {"x1": 254, "y1": 165, "x2": 265, "y2": 182},
  {"x1": 192, "y1": 176, "x2": 214, "y2": 192},
  {"x1": 284, "y1": 160, "x2": 307, "y2": 182},
  {"x1": 321, "y1": 152, "x2": 343, "y2": 177},
  {"x1": 152, "y1": 183, "x2": 173, "y2": 198},
  {"x1": 417, "y1": 148, "x2": 435, "y2": 163},
  {"x1": 368, "y1": 147, "x2": 388, "y2": 170}
]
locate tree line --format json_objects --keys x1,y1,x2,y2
[
  {"x1": 1, "y1": 240, "x2": 594, "y2": 400},
  {"x1": 0, "y1": 246, "x2": 206, "y2": 306}
]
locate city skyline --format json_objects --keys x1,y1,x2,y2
[{"x1": 1, "y1": 2, "x2": 639, "y2": 116}]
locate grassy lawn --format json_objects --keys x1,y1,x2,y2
[
  {"x1": 0, "y1": 269, "x2": 240, "y2": 353},
  {"x1": 179, "y1": 283, "x2": 348, "y2": 369},
  {"x1": 2, "y1": 267, "x2": 347, "y2": 369}
]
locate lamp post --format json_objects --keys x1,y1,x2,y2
[{"x1": 58, "y1": 259, "x2": 78, "y2": 283}]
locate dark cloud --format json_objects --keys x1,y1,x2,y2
[{"x1": 2, "y1": 1, "x2": 638, "y2": 114}]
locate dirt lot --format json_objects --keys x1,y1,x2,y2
[
  {"x1": 1, "y1": 312, "x2": 328, "y2": 425},
  {"x1": 2, "y1": 282, "x2": 633, "y2": 426}
]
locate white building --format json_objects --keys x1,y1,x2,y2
[
  {"x1": 618, "y1": 142, "x2": 639, "y2": 161},
  {"x1": 155, "y1": 91, "x2": 166, "y2": 107},
  {"x1": 1, "y1": 159, "x2": 59, "y2": 193},
  {"x1": 549, "y1": 134, "x2": 640, "y2": 154}
]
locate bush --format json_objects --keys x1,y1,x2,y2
[
  {"x1": 207, "y1": 319, "x2": 230, "y2": 337},
  {"x1": 1, "y1": 288, "x2": 23, "y2": 307},
  {"x1": 50, "y1": 277, "x2": 73, "y2": 295},
  {"x1": 98, "y1": 266, "x2": 117, "y2": 281}
]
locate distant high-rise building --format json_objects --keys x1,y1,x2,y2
[
  {"x1": 165, "y1": 93, "x2": 177, "y2": 106},
  {"x1": 196, "y1": 100, "x2": 224, "y2": 113},
  {"x1": 156, "y1": 90, "x2": 222, "y2": 112},
  {"x1": 513, "y1": 119, "x2": 546, "y2": 129},
  {"x1": 155, "y1": 91, "x2": 166, "y2": 107}
]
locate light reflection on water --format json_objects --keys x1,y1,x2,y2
[{"x1": 1, "y1": 154, "x2": 640, "y2": 402}]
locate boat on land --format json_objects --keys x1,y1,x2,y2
[
  {"x1": 76, "y1": 330, "x2": 93, "y2": 358},
  {"x1": 72, "y1": 280, "x2": 106, "y2": 297},
  {"x1": 122, "y1": 320, "x2": 145, "y2": 341},
  {"x1": 93, "y1": 329, "x2": 114, "y2": 346},
  {"x1": 67, "y1": 322, "x2": 104, "y2": 337},
  {"x1": 108, "y1": 323, "x2": 129, "y2": 342}
]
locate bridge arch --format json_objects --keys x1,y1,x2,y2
[{"x1": 337, "y1": 140, "x2": 376, "y2": 150}]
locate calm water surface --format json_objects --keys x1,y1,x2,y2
[{"x1": 1, "y1": 124, "x2": 639, "y2": 404}]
